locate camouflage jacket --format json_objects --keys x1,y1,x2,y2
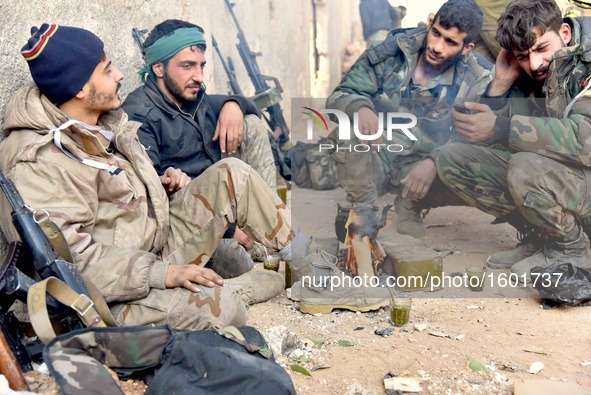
[
  {"x1": 327, "y1": 27, "x2": 492, "y2": 156},
  {"x1": 0, "y1": 84, "x2": 171, "y2": 304},
  {"x1": 496, "y1": 17, "x2": 591, "y2": 167}
]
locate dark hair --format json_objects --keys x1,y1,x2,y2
[
  {"x1": 432, "y1": 0, "x2": 484, "y2": 44},
  {"x1": 496, "y1": 0, "x2": 563, "y2": 51},
  {"x1": 143, "y1": 19, "x2": 207, "y2": 64}
]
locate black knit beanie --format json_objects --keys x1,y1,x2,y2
[{"x1": 21, "y1": 24, "x2": 105, "y2": 106}]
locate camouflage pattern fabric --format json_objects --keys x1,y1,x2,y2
[
  {"x1": 45, "y1": 325, "x2": 172, "y2": 395},
  {"x1": 565, "y1": 0, "x2": 591, "y2": 17},
  {"x1": 225, "y1": 114, "x2": 277, "y2": 191},
  {"x1": 326, "y1": 27, "x2": 491, "y2": 205},
  {"x1": 0, "y1": 85, "x2": 294, "y2": 332},
  {"x1": 437, "y1": 17, "x2": 591, "y2": 238},
  {"x1": 112, "y1": 158, "x2": 293, "y2": 330}
]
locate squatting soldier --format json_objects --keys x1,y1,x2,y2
[
  {"x1": 123, "y1": 20, "x2": 278, "y2": 279},
  {"x1": 438, "y1": 0, "x2": 591, "y2": 282},
  {"x1": 0, "y1": 23, "x2": 359, "y2": 331},
  {"x1": 326, "y1": 0, "x2": 492, "y2": 237}
]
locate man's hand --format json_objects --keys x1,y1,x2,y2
[
  {"x1": 452, "y1": 102, "x2": 496, "y2": 143},
  {"x1": 400, "y1": 158, "x2": 437, "y2": 200},
  {"x1": 160, "y1": 167, "x2": 191, "y2": 194},
  {"x1": 213, "y1": 101, "x2": 244, "y2": 154},
  {"x1": 166, "y1": 264, "x2": 224, "y2": 293},
  {"x1": 233, "y1": 227, "x2": 254, "y2": 250},
  {"x1": 489, "y1": 48, "x2": 522, "y2": 96},
  {"x1": 357, "y1": 107, "x2": 383, "y2": 145}
]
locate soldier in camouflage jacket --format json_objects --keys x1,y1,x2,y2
[
  {"x1": 326, "y1": 0, "x2": 492, "y2": 237},
  {"x1": 438, "y1": 0, "x2": 591, "y2": 282},
  {"x1": 0, "y1": 23, "x2": 294, "y2": 331}
]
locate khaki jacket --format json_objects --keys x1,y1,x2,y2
[{"x1": 0, "y1": 85, "x2": 171, "y2": 303}]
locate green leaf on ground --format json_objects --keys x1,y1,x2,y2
[
  {"x1": 307, "y1": 336, "x2": 326, "y2": 346},
  {"x1": 466, "y1": 355, "x2": 491, "y2": 376},
  {"x1": 290, "y1": 357, "x2": 312, "y2": 363},
  {"x1": 311, "y1": 365, "x2": 331, "y2": 372},
  {"x1": 338, "y1": 340, "x2": 355, "y2": 347},
  {"x1": 290, "y1": 364, "x2": 312, "y2": 377}
]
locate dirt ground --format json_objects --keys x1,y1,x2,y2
[
  {"x1": 245, "y1": 186, "x2": 591, "y2": 395},
  {"x1": 20, "y1": 186, "x2": 591, "y2": 395}
]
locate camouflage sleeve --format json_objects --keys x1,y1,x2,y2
[
  {"x1": 326, "y1": 52, "x2": 379, "y2": 118},
  {"x1": 10, "y1": 162, "x2": 163, "y2": 304},
  {"x1": 509, "y1": 96, "x2": 591, "y2": 167}
]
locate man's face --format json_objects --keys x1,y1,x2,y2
[
  {"x1": 513, "y1": 24, "x2": 572, "y2": 82},
  {"x1": 424, "y1": 18, "x2": 472, "y2": 70},
  {"x1": 155, "y1": 46, "x2": 206, "y2": 106},
  {"x1": 84, "y1": 53, "x2": 124, "y2": 112}
]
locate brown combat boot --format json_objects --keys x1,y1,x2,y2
[
  {"x1": 394, "y1": 197, "x2": 425, "y2": 238},
  {"x1": 224, "y1": 270, "x2": 284, "y2": 305}
]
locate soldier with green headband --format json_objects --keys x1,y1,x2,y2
[{"x1": 123, "y1": 20, "x2": 277, "y2": 280}]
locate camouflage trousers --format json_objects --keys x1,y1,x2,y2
[
  {"x1": 225, "y1": 114, "x2": 276, "y2": 191},
  {"x1": 331, "y1": 139, "x2": 462, "y2": 209},
  {"x1": 437, "y1": 142, "x2": 591, "y2": 237},
  {"x1": 564, "y1": 0, "x2": 591, "y2": 17},
  {"x1": 111, "y1": 158, "x2": 293, "y2": 331}
]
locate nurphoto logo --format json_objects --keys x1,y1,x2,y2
[{"x1": 303, "y1": 107, "x2": 418, "y2": 152}]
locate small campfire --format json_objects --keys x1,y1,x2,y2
[{"x1": 336, "y1": 204, "x2": 391, "y2": 277}]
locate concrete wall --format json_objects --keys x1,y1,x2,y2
[
  {"x1": 0, "y1": 0, "x2": 311, "y2": 125},
  {"x1": 0, "y1": 0, "x2": 447, "y2": 263}
]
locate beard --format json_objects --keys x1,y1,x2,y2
[
  {"x1": 163, "y1": 71, "x2": 200, "y2": 104},
  {"x1": 88, "y1": 82, "x2": 121, "y2": 110}
]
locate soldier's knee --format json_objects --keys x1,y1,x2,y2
[
  {"x1": 435, "y1": 142, "x2": 466, "y2": 176},
  {"x1": 507, "y1": 152, "x2": 541, "y2": 189}
]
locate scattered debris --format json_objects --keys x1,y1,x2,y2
[
  {"x1": 354, "y1": 326, "x2": 364, "y2": 331},
  {"x1": 528, "y1": 362, "x2": 544, "y2": 374},
  {"x1": 581, "y1": 361, "x2": 591, "y2": 367},
  {"x1": 383, "y1": 377, "x2": 423, "y2": 393},
  {"x1": 375, "y1": 327, "x2": 395, "y2": 337},
  {"x1": 523, "y1": 347, "x2": 551, "y2": 356},
  {"x1": 413, "y1": 323, "x2": 428, "y2": 332},
  {"x1": 466, "y1": 305, "x2": 482, "y2": 310},
  {"x1": 429, "y1": 330, "x2": 449, "y2": 338},
  {"x1": 499, "y1": 363, "x2": 521, "y2": 372}
]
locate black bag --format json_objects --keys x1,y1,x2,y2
[
  {"x1": 44, "y1": 325, "x2": 296, "y2": 395},
  {"x1": 291, "y1": 138, "x2": 338, "y2": 190},
  {"x1": 531, "y1": 262, "x2": 591, "y2": 308},
  {"x1": 147, "y1": 326, "x2": 296, "y2": 395}
]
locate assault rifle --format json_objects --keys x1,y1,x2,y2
[
  {"x1": 0, "y1": 170, "x2": 96, "y2": 371},
  {"x1": 223, "y1": 0, "x2": 290, "y2": 148},
  {"x1": 212, "y1": 35, "x2": 244, "y2": 97}
]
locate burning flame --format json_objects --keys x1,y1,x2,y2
[{"x1": 343, "y1": 209, "x2": 385, "y2": 277}]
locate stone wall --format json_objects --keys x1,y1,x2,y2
[{"x1": 0, "y1": 0, "x2": 365, "y2": 264}]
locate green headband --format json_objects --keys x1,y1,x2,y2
[{"x1": 138, "y1": 27, "x2": 206, "y2": 83}]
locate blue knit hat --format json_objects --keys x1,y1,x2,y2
[{"x1": 21, "y1": 24, "x2": 105, "y2": 106}]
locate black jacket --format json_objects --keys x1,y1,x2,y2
[{"x1": 122, "y1": 77, "x2": 260, "y2": 179}]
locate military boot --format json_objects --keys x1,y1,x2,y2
[
  {"x1": 208, "y1": 239, "x2": 254, "y2": 279},
  {"x1": 487, "y1": 232, "x2": 542, "y2": 269},
  {"x1": 511, "y1": 227, "x2": 591, "y2": 284},
  {"x1": 224, "y1": 270, "x2": 284, "y2": 305},
  {"x1": 394, "y1": 197, "x2": 426, "y2": 238},
  {"x1": 291, "y1": 239, "x2": 389, "y2": 314}
]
